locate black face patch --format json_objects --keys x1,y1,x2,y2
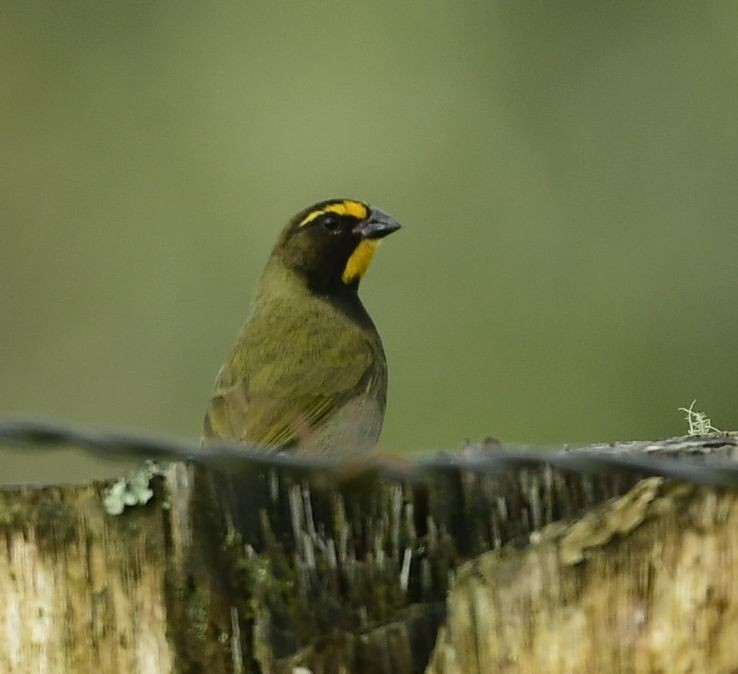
[{"x1": 279, "y1": 206, "x2": 367, "y2": 293}]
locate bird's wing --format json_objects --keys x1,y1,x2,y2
[{"x1": 202, "y1": 341, "x2": 376, "y2": 450}]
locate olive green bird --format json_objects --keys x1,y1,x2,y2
[{"x1": 202, "y1": 198, "x2": 401, "y2": 453}]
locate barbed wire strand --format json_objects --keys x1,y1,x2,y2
[{"x1": 1, "y1": 417, "x2": 737, "y2": 488}]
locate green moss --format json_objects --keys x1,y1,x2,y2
[
  {"x1": 0, "y1": 499, "x2": 26, "y2": 528},
  {"x1": 35, "y1": 500, "x2": 78, "y2": 547},
  {"x1": 186, "y1": 585, "x2": 210, "y2": 642},
  {"x1": 222, "y1": 530, "x2": 293, "y2": 623},
  {"x1": 0, "y1": 492, "x2": 79, "y2": 552}
]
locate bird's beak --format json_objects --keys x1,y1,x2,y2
[{"x1": 354, "y1": 208, "x2": 402, "y2": 239}]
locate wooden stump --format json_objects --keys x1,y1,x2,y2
[{"x1": 1, "y1": 433, "x2": 736, "y2": 673}]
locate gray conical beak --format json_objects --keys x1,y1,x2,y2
[{"x1": 354, "y1": 208, "x2": 402, "y2": 239}]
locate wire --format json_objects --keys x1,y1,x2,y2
[{"x1": 0, "y1": 417, "x2": 737, "y2": 488}]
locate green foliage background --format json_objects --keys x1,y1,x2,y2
[{"x1": 2, "y1": 1, "x2": 737, "y2": 480}]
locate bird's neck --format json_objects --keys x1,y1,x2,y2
[{"x1": 255, "y1": 258, "x2": 377, "y2": 333}]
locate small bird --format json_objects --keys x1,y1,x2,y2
[{"x1": 203, "y1": 198, "x2": 401, "y2": 454}]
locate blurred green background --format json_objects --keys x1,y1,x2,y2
[{"x1": 2, "y1": 1, "x2": 737, "y2": 481}]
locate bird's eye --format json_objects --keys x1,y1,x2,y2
[{"x1": 321, "y1": 215, "x2": 343, "y2": 234}]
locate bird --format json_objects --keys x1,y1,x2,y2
[{"x1": 202, "y1": 198, "x2": 401, "y2": 454}]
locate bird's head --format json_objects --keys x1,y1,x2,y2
[{"x1": 273, "y1": 199, "x2": 401, "y2": 294}]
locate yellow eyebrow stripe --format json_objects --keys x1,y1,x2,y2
[{"x1": 298, "y1": 200, "x2": 368, "y2": 227}]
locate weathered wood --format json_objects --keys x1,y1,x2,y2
[
  {"x1": 426, "y1": 479, "x2": 738, "y2": 674},
  {"x1": 0, "y1": 434, "x2": 736, "y2": 673},
  {"x1": 0, "y1": 478, "x2": 175, "y2": 673}
]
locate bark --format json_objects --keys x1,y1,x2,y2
[
  {"x1": 426, "y1": 480, "x2": 738, "y2": 674},
  {"x1": 0, "y1": 434, "x2": 736, "y2": 673}
]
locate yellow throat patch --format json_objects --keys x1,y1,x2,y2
[
  {"x1": 298, "y1": 200, "x2": 368, "y2": 227},
  {"x1": 342, "y1": 240, "x2": 379, "y2": 284}
]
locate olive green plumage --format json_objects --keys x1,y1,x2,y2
[{"x1": 203, "y1": 199, "x2": 401, "y2": 453}]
